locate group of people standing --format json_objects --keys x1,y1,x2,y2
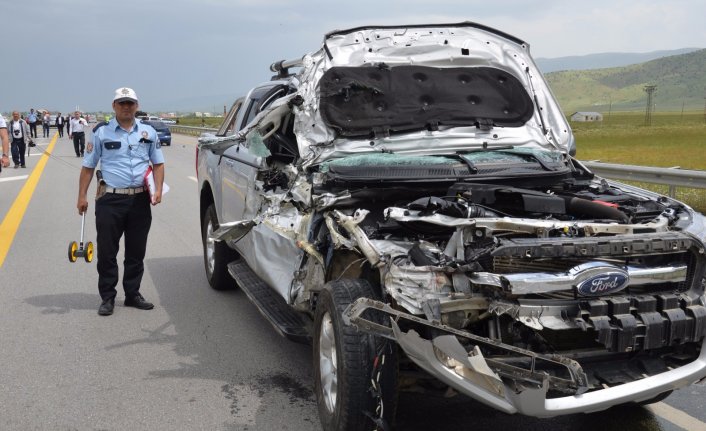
[{"x1": 0, "y1": 109, "x2": 91, "y2": 170}]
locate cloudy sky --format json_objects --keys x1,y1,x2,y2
[{"x1": 2, "y1": 0, "x2": 704, "y2": 113}]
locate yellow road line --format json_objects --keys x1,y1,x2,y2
[
  {"x1": 0, "y1": 134, "x2": 59, "y2": 267},
  {"x1": 648, "y1": 402, "x2": 706, "y2": 431}
]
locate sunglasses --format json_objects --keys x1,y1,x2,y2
[{"x1": 117, "y1": 100, "x2": 136, "y2": 106}]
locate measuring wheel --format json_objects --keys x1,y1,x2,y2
[
  {"x1": 68, "y1": 241, "x2": 79, "y2": 263},
  {"x1": 84, "y1": 241, "x2": 94, "y2": 263},
  {"x1": 68, "y1": 213, "x2": 94, "y2": 264}
]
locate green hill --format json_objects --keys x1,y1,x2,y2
[{"x1": 544, "y1": 49, "x2": 706, "y2": 113}]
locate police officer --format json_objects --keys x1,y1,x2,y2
[{"x1": 76, "y1": 87, "x2": 165, "y2": 316}]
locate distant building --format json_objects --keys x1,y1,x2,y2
[{"x1": 570, "y1": 111, "x2": 603, "y2": 122}]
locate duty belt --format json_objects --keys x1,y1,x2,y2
[{"x1": 105, "y1": 186, "x2": 146, "y2": 195}]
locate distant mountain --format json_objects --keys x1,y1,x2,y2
[
  {"x1": 544, "y1": 48, "x2": 706, "y2": 112},
  {"x1": 536, "y1": 48, "x2": 701, "y2": 73}
]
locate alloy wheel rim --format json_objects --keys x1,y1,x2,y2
[{"x1": 319, "y1": 311, "x2": 338, "y2": 413}]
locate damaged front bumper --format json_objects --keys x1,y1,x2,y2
[{"x1": 343, "y1": 298, "x2": 706, "y2": 417}]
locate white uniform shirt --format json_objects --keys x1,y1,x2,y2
[{"x1": 69, "y1": 117, "x2": 87, "y2": 134}]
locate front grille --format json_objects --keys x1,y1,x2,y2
[
  {"x1": 490, "y1": 232, "x2": 703, "y2": 298},
  {"x1": 576, "y1": 293, "x2": 706, "y2": 352},
  {"x1": 485, "y1": 232, "x2": 706, "y2": 353}
]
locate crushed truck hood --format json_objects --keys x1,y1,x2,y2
[{"x1": 293, "y1": 22, "x2": 574, "y2": 165}]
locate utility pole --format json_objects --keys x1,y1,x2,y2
[
  {"x1": 644, "y1": 85, "x2": 656, "y2": 126},
  {"x1": 608, "y1": 95, "x2": 612, "y2": 120}
]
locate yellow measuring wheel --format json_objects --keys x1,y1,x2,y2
[
  {"x1": 84, "y1": 241, "x2": 94, "y2": 263},
  {"x1": 68, "y1": 213, "x2": 94, "y2": 263},
  {"x1": 68, "y1": 241, "x2": 79, "y2": 262}
]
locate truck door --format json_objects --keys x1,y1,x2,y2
[{"x1": 219, "y1": 85, "x2": 289, "y2": 222}]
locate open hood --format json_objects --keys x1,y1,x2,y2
[{"x1": 292, "y1": 23, "x2": 575, "y2": 164}]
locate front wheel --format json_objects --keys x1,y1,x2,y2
[
  {"x1": 201, "y1": 204, "x2": 238, "y2": 290},
  {"x1": 313, "y1": 279, "x2": 398, "y2": 431}
]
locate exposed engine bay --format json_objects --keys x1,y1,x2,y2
[{"x1": 300, "y1": 154, "x2": 706, "y2": 399}]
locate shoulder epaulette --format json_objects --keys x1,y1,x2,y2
[{"x1": 92, "y1": 121, "x2": 108, "y2": 133}]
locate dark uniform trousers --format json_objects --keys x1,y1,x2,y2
[{"x1": 95, "y1": 192, "x2": 152, "y2": 301}]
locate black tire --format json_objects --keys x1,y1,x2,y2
[
  {"x1": 201, "y1": 204, "x2": 238, "y2": 290},
  {"x1": 313, "y1": 279, "x2": 398, "y2": 431}
]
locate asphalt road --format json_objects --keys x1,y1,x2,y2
[{"x1": 0, "y1": 130, "x2": 704, "y2": 430}]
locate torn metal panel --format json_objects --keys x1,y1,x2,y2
[
  {"x1": 385, "y1": 207, "x2": 671, "y2": 235},
  {"x1": 235, "y1": 224, "x2": 305, "y2": 302},
  {"x1": 383, "y1": 261, "x2": 454, "y2": 315},
  {"x1": 331, "y1": 209, "x2": 383, "y2": 266}
]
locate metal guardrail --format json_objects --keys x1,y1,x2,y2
[
  {"x1": 168, "y1": 125, "x2": 218, "y2": 136},
  {"x1": 582, "y1": 161, "x2": 706, "y2": 197},
  {"x1": 170, "y1": 124, "x2": 706, "y2": 198}
]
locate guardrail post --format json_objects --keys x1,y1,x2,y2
[{"x1": 669, "y1": 185, "x2": 676, "y2": 198}]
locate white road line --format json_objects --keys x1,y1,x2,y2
[
  {"x1": 648, "y1": 402, "x2": 706, "y2": 431},
  {"x1": 188, "y1": 176, "x2": 197, "y2": 182},
  {"x1": 0, "y1": 175, "x2": 29, "y2": 183}
]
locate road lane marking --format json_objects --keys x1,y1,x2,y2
[
  {"x1": 188, "y1": 176, "x2": 197, "y2": 182},
  {"x1": 0, "y1": 134, "x2": 58, "y2": 267},
  {"x1": 0, "y1": 175, "x2": 29, "y2": 183},
  {"x1": 648, "y1": 402, "x2": 706, "y2": 431}
]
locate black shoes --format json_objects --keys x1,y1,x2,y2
[
  {"x1": 98, "y1": 294, "x2": 153, "y2": 315},
  {"x1": 98, "y1": 299, "x2": 115, "y2": 316},
  {"x1": 124, "y1": 294, "x2": 154, "y2": 310}
]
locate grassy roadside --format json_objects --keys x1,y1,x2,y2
[
  {"x1": 572, "y1": 111, "x2": 706, "y2": 212},
  {"x1": 175, "y1": 116, "x2": 223, "y2": 128}
]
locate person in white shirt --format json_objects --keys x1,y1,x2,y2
[
  {"x1": 0, "y1": 113, "x2": 10, "y2": 172},
  {"x1": 69, "y1": 111, "x2": 88, "y2": 157}
]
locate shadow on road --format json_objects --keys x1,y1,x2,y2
[{"x1": 24, "y1": 292, "x2": 97, "y2": 314}]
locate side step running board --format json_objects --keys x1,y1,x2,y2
[{"x1": 227, "y1": 261, "x2": 311, "y2": 344}]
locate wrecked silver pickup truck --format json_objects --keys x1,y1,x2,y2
[{"x1": 197, "y1": 22, "x2": 706, "y2": 431}]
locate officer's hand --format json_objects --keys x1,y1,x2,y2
[
  {"x1": 151, "y1": 190, "x2": 162, "y2": 206},
  {"x1": 77, "y1": 198, "x2": 88, "y2": 215}
]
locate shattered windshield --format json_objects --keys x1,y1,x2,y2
[{"x1": 319, "y1": 148, "x2": 567, "y2": 181}]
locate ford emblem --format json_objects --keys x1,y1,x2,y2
[{"x1": 576, "y1": 270, "x2": 629, "y2": 297}]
